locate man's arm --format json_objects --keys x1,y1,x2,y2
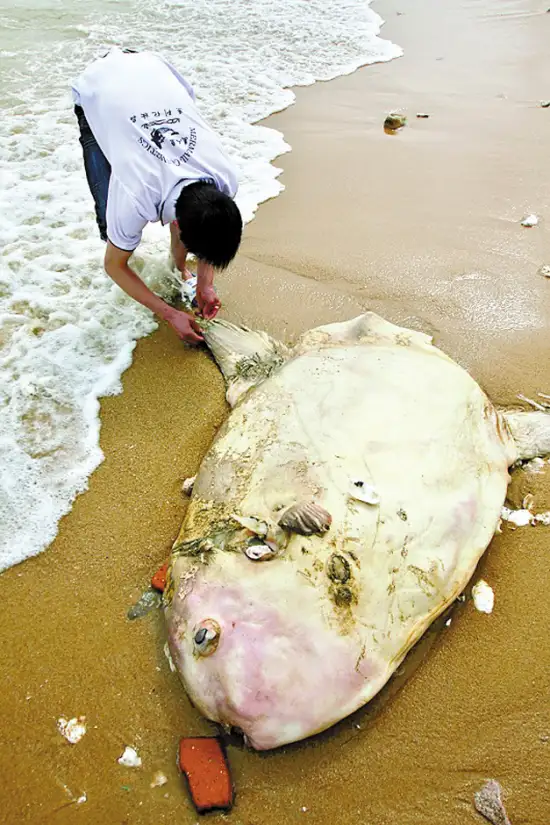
[
  {"x1": 196, "y1": 259, "x2": 221, "y2": 320},
  {"x1": 169, "y1": 222, "x2": 221, "y2": 320},
  {"x1": 104, "y1": 242, "x2": 204, "y2": 343}
]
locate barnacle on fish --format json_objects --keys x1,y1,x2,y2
[
  {"x1": 278, "y1": 501, "x2": 332, "y2": 535},
  {"x1": 327, "y1": 553, "x2": 351, "y2": 583}
]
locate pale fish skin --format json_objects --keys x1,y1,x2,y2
[{"x1": 164, "y1": 313, "x2": 550, "y2": 750}]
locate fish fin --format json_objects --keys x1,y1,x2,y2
[
  {"x1": 295, "y1": 312, "x2": 433, "y2": 353},
  {"x1": 200, "y1": 319, "x2": 290, "y2": 407},
  {"x1": 278, "y1": 502, "x2": 332, "y2": 535},
  {"x1": 503, "y1": 408, "x2": 550, "y2": 461}
]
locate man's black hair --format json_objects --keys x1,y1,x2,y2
[{"x1": 175, "y1": 181, "x2": 242, "y2": 270}]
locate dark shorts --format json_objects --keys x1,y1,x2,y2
[{"x1": 74, "y1": 105, "x2": 111, "y2": 242}]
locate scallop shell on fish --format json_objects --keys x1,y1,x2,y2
[{"x1": 278, "y1": 502, "x2": 332, "y2": 535}]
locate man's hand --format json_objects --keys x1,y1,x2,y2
[
  {"x1": 196, "y1": 284, "x2": 221, "y2": 320},
  {"x1": 165, "y1": 309, "x2": 204, "y2": 344}
]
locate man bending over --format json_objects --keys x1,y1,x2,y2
[{"x1": 72, "y1": 47, "x2": 242, "y2": 343}]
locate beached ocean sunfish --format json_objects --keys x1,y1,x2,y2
[{"x1": 164, "y1": 312, "x2": 550, "y2": 750}]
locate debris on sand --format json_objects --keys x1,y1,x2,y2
[
  {"x1": 151, "y1": 562, "x2": 169, "y2": 593},
  {"x1": 164, "y1": 642, "x2": 177, "y2": 672},
  {"x1": 118, "y1": 746, "x2": 142, "y2": 768},
  {"x1": 471, "y1": 580, "x2": 494, "y2": 614},
  {"x1": 501, "y1": 500, "x2": 550, "y2": 527},
  {"x1": 538, "y1": 264, "x2": 550, "y2": 278},
  {"x1": 540, "y1": 101, "x2": 550, "y2": 108},
  {"x1": 182, "y1": 475, "x2": 196, "y2": 496},
  {"x1": 57, "y1": 716, "x2": 87, "y2": 744},
  {"x1": 384, "y1": 113, "x2": 407, "y2": 131},
  {"x1": 520, "y1": 214, "x2": 539, "y2": 227},
  {"x1": 179, "y1": 737, "x2": 234, "y2": 814},
  {"x1": 474, "y1": 779, "x2": 512, "y2": 825},
  {"x1": 58, "y1": 782, "x2": 87, "y2": 806},
  {"x1": 127, "y1": 588, "x2": 162, "y2": 620},
  {"x1": 150, "y1": 771, "x2": 168, "y2": 788},
  {"x1": 500, "y1": 506, "x2": 532, "y2": 527},
  {"x1": 416, "y1": 112, "x2": 430, "y2": 118}
]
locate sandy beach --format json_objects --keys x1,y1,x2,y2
[{"x1": 1, "y1": 0, "x2": 550, "y2": 822}]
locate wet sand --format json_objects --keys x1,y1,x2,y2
[{"x1": 1, "y1": 0, "x2": 550, "y2": 822}]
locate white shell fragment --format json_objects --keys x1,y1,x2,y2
[
  {"x1": 150, "y1": 771, "x2": 168, "y2": 788},
  {"x1": 474, "y1": 779, "x2": 512, "y2": 825},
  {"x1": 349, "y1": 480, "x2": 380, "y2": 505},
  {"x1": 520, "y1": 214, "x2": 539, "y2": 227},
  {"x1": 182, "y1": 475, "x2": 196, "y2": 496},
  {"x1": 472, "y1": 579, "x2": 494, "y2": 614},
  {"x1": 538, "y1": 264, "x2": 550, "y2": 278},
  {"x1": 501, "y1": 505, "x2": 550, "y2": 527},
  {"x1": 118, "y1": 746, "x2": 142, "y2": 768},
  {"x1": 245, "y1": 542, "x2": 277, "y2": 561},
  {"x1": 500, "y1": 506, "x2": 533, "y2": 527},
  {"x1": 57, "y1": 716, "x2": 87, "y2": 744}
]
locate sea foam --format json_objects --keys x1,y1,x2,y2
[{"x1": 0, "y1": 0, "x2": 400, "y2": 570}]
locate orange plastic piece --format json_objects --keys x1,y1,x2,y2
[
  {"x1": 151, "y1": 561, "x2": 169, "y2": 593},
  {"x1": 178, "y1": 736, "x2": 234, "y2": 814}
]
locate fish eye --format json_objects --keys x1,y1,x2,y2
[{"x1": 192, "y1": 619, "x2": 221, "y2": 657}]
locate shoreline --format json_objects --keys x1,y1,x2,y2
[{"x1": 1, "y1": 0, "x2": 550, "y2": 822}]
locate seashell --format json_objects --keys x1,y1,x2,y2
[
  {"x1": 278, "y1": 502, "x2": 332, "y2": 535},
  {"x1": 538, "y1": 264, "x2": 550, "y2": 278},
  {"x1": 384, "y1": 113, "x2": 407, "y2": 130},
  {"x1": 57, "y1": 716, "x2": 87, "y2": 744},
  {"x1": 118, "y1": 746, "x2": 142, "y2": 768},
  {"x1": 349, "y1": 479, "x2": 380, "y2": 506},
  {"x1": 232, "y1": 514, "x2": 268, "y2": 536},
  {"x1": 244, "y1": 541, "x2": 277, "y2": 561},
  {"x1": 522, "y1": 493, "x2": 535, "y2": 512},
  {"x1": 521, "y1": 214, "x2": 539, "y2": 227},
  {"x1": 182, "y1": 475, "x2": 196, "y2": 496},
  {"x1": 500, "y1": 506, "x2": 533, "y2": 527},
  {"x1": 471, "y1": 579, "x2": 494, "y2": 614},
  {"x1": 474, "y1": 780, "x2": 511, "y2": 825}
]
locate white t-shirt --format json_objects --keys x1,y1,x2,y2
[{"x1": 72, "y1": 48, "x2": 239, "y2": 251}]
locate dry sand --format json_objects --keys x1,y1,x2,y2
[{"x1": 1, "y1": 0, "x2": 549, "y2": 822}]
